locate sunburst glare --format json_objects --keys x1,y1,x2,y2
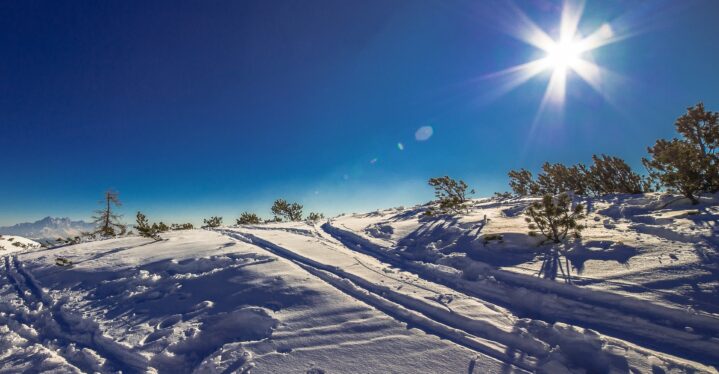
[{"x1": 489, "y1": 1, "x2": 619, "y2": 109}]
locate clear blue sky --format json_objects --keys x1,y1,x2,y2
[{"x1": 2, "y1": 0, "x2": 718, "y2": 225}]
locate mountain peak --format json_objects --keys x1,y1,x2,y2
[{"x1": 0, "y1": 217, "x2": 95, "y2": 241}]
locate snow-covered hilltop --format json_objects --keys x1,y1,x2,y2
[
  {"x1": 0, "y1": 216, "x2": 95, "y2": 241},
  {"x1": 0, "y1": 235, "x2": 40, "y2": 254},
  {"x1": 1, "y1": 193, "x2": 717, "y2": 373}
]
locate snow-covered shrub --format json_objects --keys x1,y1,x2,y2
[
  {"x1": 525, "y1": 194, "x2": 585, "y2": 244},
  {"x1": 643, "y1": 102, "x2": 719, "y2": 204},
  {"x1": 203, "y1": 216, "x2": 223, "y2": 228},
  {"x1": 426, "y1": 176, "x2": 474, "y2": 215},
  {"x1": 237, "y1": 212, "x2": 262, "y2": 225},
  {"x1": 271, "y1": 199, "x2": 303, "y2": 221}
]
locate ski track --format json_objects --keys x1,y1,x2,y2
[
  {"x1": 317, "y1": 222, "x2": 719, "y2": 367},
  {"x1": 1, "y1": 255, "x2": 149, "y2": 374},
  {"x1": 217, "y1": 229, "x2": 536, "y2": 372},
  {"x1": 217, "y1": 223, "x2": 719, "y2": 370}
]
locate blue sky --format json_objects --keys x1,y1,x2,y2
[{"x1": 1, "y1": 0, "x2": 718, "y2": 226}]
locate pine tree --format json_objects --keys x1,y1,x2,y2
[
  {"x1": 306, "y1": 212, "x2": 325, "y2": 222},
  {"x1": 202, "y1": 216, "x2": 223, "y2": 228},
  {"x1": 426, "y1": 176, "x2": 474, "y2": 215},
  {"x1": 135, "y1": 211, "x2": 156, "y2": 237},
  {"x1": 525, "y1": 193, "x2": 586, "y2": 282},
  {"x1": 271, "y1": 199, "x2": 303, "y2": 221},
  {"x1": 237, "y1": 212, "x2": 262, "y2": 225},
  {"x1": 536, "y1": 162, "x2": 589, "y2": 196},
  {"x1": 92, "y1": 190, "x2": 125, "y2": 237},
  {"x1": 585, "y1": 154, "x2": 652, "y2": 195},
  {"x1": 525, "y1": 193, "x2": 585, "y2": 244},
  {"x1": 508, "y1": 169, "x2": 538, "y2": 196},
  {"x1": 643, "y1": 103, "x2": 719, "y2": 204}
]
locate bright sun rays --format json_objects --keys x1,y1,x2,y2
[{"x1": 491, "y1": 1, "x2": 620, "y2": 110}]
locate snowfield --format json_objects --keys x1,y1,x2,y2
[{"x1": 1, "y1": 193, "x2": 718, "y2": 373}]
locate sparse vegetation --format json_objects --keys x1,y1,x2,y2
[
  {"x1": 237, "y1": 212, "x2": 262, "y2": 225},
  {"x1": 306, "y1": 212, "x2": 325, "y2": 223},
  {"x1": 643, "y1": 102, "x2": 718, "y2": 204},
  {"x1": 585, "y1": 154, "x2": 653, "y2": 195},
  {"x1": 508, "y1": 169, "x2": 539, "y2": 196},
  {"x1": 171, "y1": 223, "x2": 194, "y2": 230},
  {"x1": 203, "y1": 216, "x2": 223, "y2": 228},
  {"x1": 426, "y1": 176, "x2": 474, "y2": 215},
  {"x1": 271, "y1": 199, "x2": 303, "y2": 221},
  {"x1": 508, "y1": 156, "x2": 650, "y2": 197},
  {"x1": 525, "y1": 193, "x2": 586, "y2": 282},
  {"x1": 135, "y1": 211, "x2": 156, "y2": 237},
  {"x1": 92, "y1": 190, "x2": 126, "y2": 237},
  {"x1": 525, "y1": 193, "x2": 586, "y2": 244}
]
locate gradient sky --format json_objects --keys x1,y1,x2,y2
[{"x1": 2, "y1": 0, "x2": 718, "y2": 226}]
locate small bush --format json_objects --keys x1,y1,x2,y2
[
  {"x1": 237, "y1": 212, "x2": 262, "y2": 225},
  {"x1": 171, "y1": 223, "x2": 194, "y2": 230},
  {"x1": 136, "y1": 211, "x2": 156, "y2": 237},
  {"x1": 306, "y1": 212, "x2": 325, "y2": 222},
  {"x1": 525, "y1": 193, "x2": 585, "y2": 244},
  {"x1": 271, "y1": 199, "x2": 303, "y2": 221},
  {"x1": 203, "y1": 216, "x2": 223, "y2": 228},
  {"x1": 427, "y1": 176, "x2": 474, "y2": 215}
]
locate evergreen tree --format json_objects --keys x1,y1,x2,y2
[
  {"x1": 306, "y1": 212, "x2": 325, "y2": 222},
  {"x1": 525, "y1": 193, "x2": 586, "y2": 244},
  {"x1": 536, "y1": 162, "x2": 589, "y2": 196},
  {"x1": 237, "y1": 212, "x2": 262, "y2": 225},
  {"x1": 202, "y1": 216, "x2": 223, "y2": 228},
  {"x1": 92, "y1": 190, "x2": 126, "y2": 237},
  {"x1": 271, "y1": 199, "x2": 303, "y2": 221},
  {"x1": 643, "y1": 103, "x2": 719, "y2": 204},
  {"x1": 508, "y1": 169, "x2": 539, "y2": 196},
  {"x1": 586, "y1": 154, "x2": 652, "y2": 195},
  {"x1": 135, "y1": 211, "x2": 156, "y2": 237},
  {"x1": 525, "y1": 193, "x2": 586, "y2": 282},
  {"x1": 426, "y1": 176, "x2": 474, "y2": 215}
]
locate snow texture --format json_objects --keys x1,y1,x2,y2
[{"x1": 1, "y1": 193, "x2": 718, "y2": 373}]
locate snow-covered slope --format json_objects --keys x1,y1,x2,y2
[
  {"x1": 0, "y1": 216, "x2": 95, "y2": 241},
  {"x1": 0, "y1": 235, "x2": 40, "y2": 254},
  {"x1": 1, "y1": 193, "x2": 717, "y2": 373}
]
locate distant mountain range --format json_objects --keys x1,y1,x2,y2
[{"x1": 0, "y1": 217, "x2": 96, "y2": 241}]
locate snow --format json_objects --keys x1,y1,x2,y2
[
  {"x1": 0, "y1": 235, "x2": 40, "y2": 254},
  {"x1": 1, "y1": 193, "x2": 718, "y2": 373}
]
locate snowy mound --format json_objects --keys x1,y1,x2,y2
[
  {"x1": 1, "y1": 193, "x2": 718, "y2": 373},
  {"x1": 0, "y1": 235, "x2": 41, "y2": 254}
]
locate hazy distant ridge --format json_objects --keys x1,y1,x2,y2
[{"x1": 0, "y1": 217, "x2": 95, "y2": 240}]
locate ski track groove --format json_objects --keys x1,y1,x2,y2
[
  {"x1": 318, "y1": 222, "x2": 719, "y2": 367},
  {"x1": 1, "y1": 255, "x2": 149, "y2": 374},
  {"x1": 217, "y1": 229, "x2": 537, "y2": 372}
]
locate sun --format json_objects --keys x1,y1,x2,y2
[
  {"x1": 485, "y1": 1, "x2": 620, "y2": 109},
  {"x1": 543, "y1": 38, "x2": 583, "y2": 71}
]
